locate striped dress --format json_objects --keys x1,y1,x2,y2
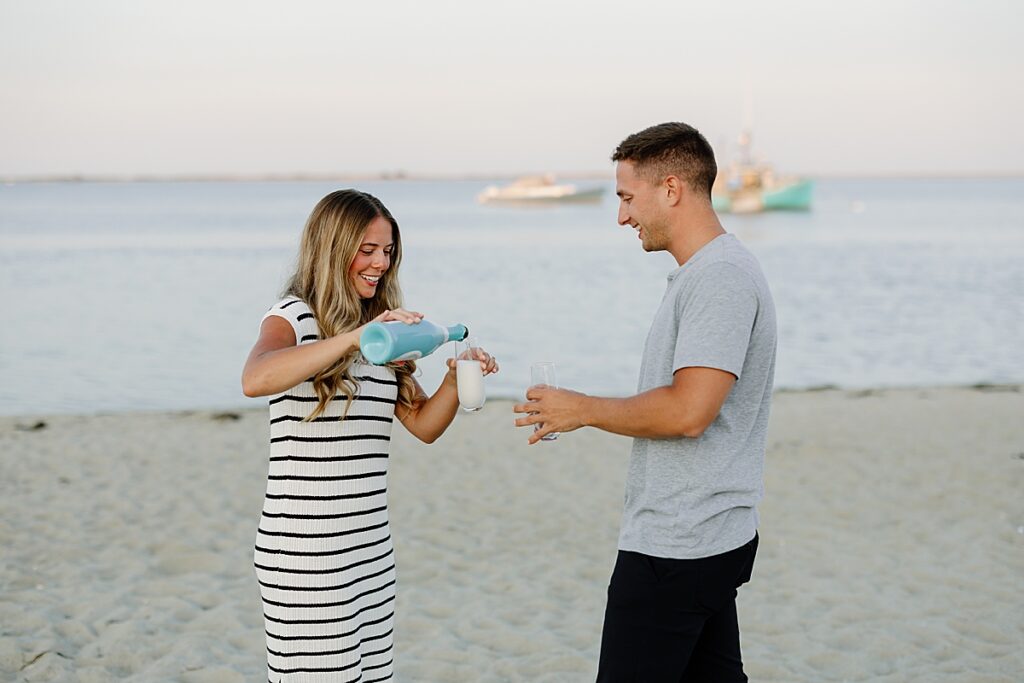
[{"x1": 255, "y1": 297, "x2": 398, "y2": 683}]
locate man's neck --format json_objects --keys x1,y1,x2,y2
[{"x1": 667, "y1": 210, "x2": 726, "y2": 266}]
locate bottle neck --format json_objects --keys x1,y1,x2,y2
[{"x1": 446, "y1": 324, "x2": 469, "y2": 342}]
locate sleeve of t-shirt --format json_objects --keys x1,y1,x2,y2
[
  {"x1": 260, "y1": 297, "x2": 310, "y2": 343},
  {"x1": 673, "y1": 262, "x2": 758, "y2": 380}
]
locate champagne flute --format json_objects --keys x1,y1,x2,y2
[
  {"x1": 455, "y1": 336, "x2": 486, "y2": 412},
  {"x1": 529, "y1": 361, "x2": 560, "y2": 441}
]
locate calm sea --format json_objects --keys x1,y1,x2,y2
[{"x1": 1, "y1": 177, "x2": 1022, "y2": 416}]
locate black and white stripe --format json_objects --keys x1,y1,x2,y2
[{"x1": 256, "y1": 297, "x2": 397, "y2": 682}]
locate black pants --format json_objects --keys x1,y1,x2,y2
[{"x1": 596, "y1": 534, "x2": 758, "y2": 683}]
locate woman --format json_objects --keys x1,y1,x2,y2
[{"x1": 242, "y1": 189, "x2": 497, "y2": 682}]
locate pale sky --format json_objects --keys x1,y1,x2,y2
[{"x1": 1, "y1": 0, "x2": 1021, "y2": 177}]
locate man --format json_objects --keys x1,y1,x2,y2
[{"x1": 513, "y1": 122, "x2": 777, "y2": 681}]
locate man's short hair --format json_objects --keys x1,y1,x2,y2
[{"x1": 611, "y1": 122, "x2": 718, "y2": 197}]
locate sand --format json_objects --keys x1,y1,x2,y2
[{"x1": 1, "y1": 386, "x2": 1021, "y2": 682}]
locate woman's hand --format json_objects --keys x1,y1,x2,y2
[
  {"x1": 445, "y1": 346, "x2": 499, "y2": 379},
  {"x1": 372, "y1": 308, "x2": 424, "y2": 325},
  {"x1": 347, "y1": 308, "x2": 424, "y2": 349},
  {"x1": 353, "y1": 308, "x2": 425, "y2": 341}
]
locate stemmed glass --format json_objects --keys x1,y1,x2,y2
[{"x1": 529, "y1": 361, "x2": 560, "y2": 441}]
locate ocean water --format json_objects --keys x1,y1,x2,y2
[{"x1": 1, "y1": 177, "x2": 1022, "y2": 415}]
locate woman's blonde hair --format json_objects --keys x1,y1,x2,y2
[{"x1": 284, "y1": 189, "x2": 418, "y2": 419}]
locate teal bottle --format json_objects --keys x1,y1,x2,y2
[{"x1": 359, "y1": 320, "x2": 468, "y2": 365}]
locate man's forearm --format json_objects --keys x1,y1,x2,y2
[
  {"x1": 578, "y1": 366, "x2": 736, "y2": 440},
  {"x1": 580, "y1": 387, "x2": 702, "y2": 439},
  {"x1": 514, "y1": 367, "x2": 733, "y2": 444}
]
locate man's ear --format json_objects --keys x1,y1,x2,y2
[{"x1": 663, "y1": 175, "x2": 684, "y2": 207}]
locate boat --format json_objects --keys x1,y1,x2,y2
[
  {"x1": 712, "y1": 131, "x2": 812, "y2": 214},
  {"x1": 477, "y1": 174, "x2": 605, "y2": 205}
]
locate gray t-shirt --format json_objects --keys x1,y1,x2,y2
[{"x1": 618, "y1": 234, "x2": 777, "y2": 559}]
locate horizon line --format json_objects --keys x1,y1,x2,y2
[{"x1": 3, "y1": 170, "x2": 1024, "y2": 184}]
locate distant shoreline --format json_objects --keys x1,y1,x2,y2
[
  {"x1": 0, "y1": 171, "x2": 614, "y2": 184},
  {"x1": 3, "y1": 171, "x2": 1024, "y2": 184}
]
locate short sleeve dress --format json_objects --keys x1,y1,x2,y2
[{"x1": 254, "y1": 296, "x2": 398, "y2": 683}]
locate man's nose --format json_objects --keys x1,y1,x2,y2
[{"x1": 617, "y1": 204, "x2": 630, "y2": 226}]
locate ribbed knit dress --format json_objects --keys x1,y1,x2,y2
[{"x1": 255, "y1": 297, "x2": 397, "y2": 683}]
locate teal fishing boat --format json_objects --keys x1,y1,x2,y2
[
  {"x1": 762, "y1": 179, "x2": 813, "y2": 210},
  {"x1": 712, "y1": 131, "x2": 812, "y2": 214}
]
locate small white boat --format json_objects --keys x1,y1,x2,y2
[{"x1": 477, "y1": 174, "x2": 605, "y2": 205}]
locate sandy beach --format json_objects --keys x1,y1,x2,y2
[{"x1": 1, "y1": 386, "x2": 1021, "y2": 682}]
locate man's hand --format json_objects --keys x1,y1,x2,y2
[
  {"x1": 511, "y1": 367, "x2": 736, "y2": 442},
  {"x1": 513, "y1": 386, "x2": 588, "y2": 445}
]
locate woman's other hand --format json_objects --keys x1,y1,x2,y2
[{"x1": 445, "y1": 346, "x2": 499, "y2": 377}]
